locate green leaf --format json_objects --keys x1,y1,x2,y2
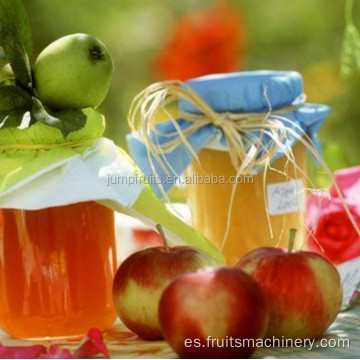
[
  {"x1": 32, "y1": 99, "x2": 87, "y2": 137},
  {"x1": 0, "y1": 49, "x2": 7, "y2": 69},
  {"x1": 32, "y1": 98, "x2": 62, "y2": 127},
  {"x1": 0, "y1": 78, "x2": 32, "y2": 112},
  {"x1": 55, "y1": 109, "x2": 88, "y2": 137},
  {"x1": 341, "y1": 24, "x2": 360, "y2": 77},
  {"x1": 129, "y1": 182, "x2": 224, "y2": 263},
  {"x1": 0, "y1": 0, "x2": 33, "y2": 88},
  {"x1": 0, "y1": 78, "x2": 33, "y2": 129},
  {"x1": 341, "y1": 0, "x2": 360, "y2": 77},
  {"x1": 0, "y1": 108, "x2": 31, "y2": 129}
]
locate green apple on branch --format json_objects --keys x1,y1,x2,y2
[
  {"x1": 34, "y1": 33, "x2": 114, "y2": 110},
  {"x1": 0, "y1": 0, "x2": 96, "y2": 135},
  {"x1": 0, "y1": 0, "x2": 223, "y2": 262}
]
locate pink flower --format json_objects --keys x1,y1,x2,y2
[
  {"x1": 0, "y1": 343, "x2": 47, "y2": 359},
  {"x1": 74, "y1": 328, "x2": 110, "y2": 359},
  {"x1": 0, "y1": 328, "x2": 110, "y2": 359},
  {"x1": 307, "y1": 166, "x2": 360, "y2": 264},
  {"x1": 40, "y1": 346, "x2": 75, "y2": 359}
]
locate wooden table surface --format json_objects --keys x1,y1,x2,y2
[{"x1": 0, "y1": 303, "x2": 359, "y2": 359}]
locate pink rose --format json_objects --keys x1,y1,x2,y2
[{"x1": 307, "y1": 166, "x2": 360, "y2": 264}]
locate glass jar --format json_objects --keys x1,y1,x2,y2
[
  {"x1": 0, "y1": 201, "x2": 117, "y2": 339},
  {"x1": 186, "y1": 142, "x2": 306, "y2": 264},
  {"x1": 127, "y1": 71, "x2": 331, "y2": 265}
]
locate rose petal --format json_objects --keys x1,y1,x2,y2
[
  {"x1": 330, "y1": 166, "x2": 360, "y2": 202},
  {"x1": 307, "y1": 184, "x2": 360, "y2": 264},
  {"x1": 74, "y1": 328, "x2": 110, "y2": 359},
  {"x1": 0, "y1": 342, "x2": 47, "y2": 359},
  {"x1": 307, "y1": 192, "x2": 357, "y2": 229},
  {"x1": 40, "y1": 345, "x2": 75, "y2": 359},
  {"x1": 306, "y1": 191, "x2": 331, "y2": 228}
]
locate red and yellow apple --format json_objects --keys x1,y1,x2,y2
[
  {"x1": 158, "y1": 267, "x2": 269, "y2": 358},
  {"x1": 112, "y1": 224, "x2": 218, "y2": 340},
  {"x1": 236, "y1": 229, "x2": 342, "y2": 340}
]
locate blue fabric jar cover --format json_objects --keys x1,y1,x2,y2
[{"x1": 127, "y1": 70, "x2": 331, "y2": 197}]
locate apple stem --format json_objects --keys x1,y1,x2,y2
[
  {"x1": 288, "y1": 228, "x2": 297, "y2": 253},
  {"x1": 156, "y1": 224, "x2": 170, "y2": 252}
]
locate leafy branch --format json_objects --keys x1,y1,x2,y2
[
  {"x1": 341, "y1": 0, "x2": 360, "y2": 77},
  {"x1": 0, "y1": 0, "x2": 87, "y2": 137},
  {"x1": 0, "y1": 0, "x2": 33, "y2": 88}
]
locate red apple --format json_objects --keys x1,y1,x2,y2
[
  {"x1": 112, "y1": 224, "x2": 218, "y2": 340},
  {"x1": 236, "y1": 229, "x2": 342, "y2": 340},
  {"x1": 158, "y1": 267, "x2": 269, "y2": 358}
]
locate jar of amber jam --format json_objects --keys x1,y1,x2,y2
[
  {"x1": 182, "y1": 72, "x2": 330, "y2": 264},
  {"x1": 0, "y1": 201, "x2": 117, "y2": 339}
]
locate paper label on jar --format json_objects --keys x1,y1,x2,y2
[{"x1": 267, "y1": 179, "x2": 304, "y2": 216}]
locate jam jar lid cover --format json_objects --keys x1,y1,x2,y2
[
  {"x1": 180, "y1": 70, "x2": 304, "y2": 114},
  {"x1": 127, "y1": 70, "x2": 331, "y2": 198}
]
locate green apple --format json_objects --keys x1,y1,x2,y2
[{"x1": 34, "y1": 33, "x2": 114, "y2": 110}]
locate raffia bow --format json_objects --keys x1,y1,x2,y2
[{"x1": 129, "y1": 80, "x2": 307, "y2": 174}]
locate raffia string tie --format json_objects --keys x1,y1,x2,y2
[
  {"x1": 213, "y1": 114, "x2": 227, "y2": 127},
  {"x1": 128, "y1": 79, "x2": 360, "y2": 241},
  {"x1": 128, "y1": 80, "x2": 306, "y2": 175}
]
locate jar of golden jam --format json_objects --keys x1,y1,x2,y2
[
  {"x1": 128, "y1": 71, "x2": 331, "y2": 264},
  {"x1": 186, "y1": 143, "x2": 306, "y2": 264}
]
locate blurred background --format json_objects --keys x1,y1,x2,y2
[{"x1": 20, "y1": 0, "x2": 360, "y2": 186}]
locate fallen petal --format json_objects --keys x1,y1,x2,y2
[
  {"x1": 40, "y1": 345, "x2": 75, "y2": 359},
  {"x1": 0, "y1": 342, "x2": 47, "y2": 359},
  {"x1": 74, "y1": 328, "x2": 110, "y2": 359}
]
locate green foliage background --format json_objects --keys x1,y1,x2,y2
[{"x1": 19, "y1": 0, "x2": 360, "y2": 177}]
